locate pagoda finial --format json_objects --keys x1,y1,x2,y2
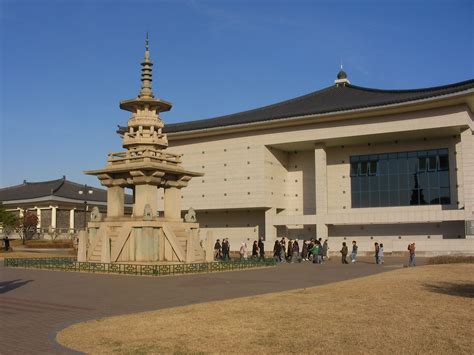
[{"x1": 138, "y1": 33, "x2": 154, "y2": 99}]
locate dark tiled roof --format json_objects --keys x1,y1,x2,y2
[
  {"x1": 159, "y1": 79, "x2": 474, "y2": 133},
  {"x1": 0, "y1": 177, "x2": 133, "y2": 204}
]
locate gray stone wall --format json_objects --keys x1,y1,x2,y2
[
  {"x1": 41, "y1": 209, "x2": 52, "y2": 229},
  {"x1": 57, "y1": 209, "x2": 70, "y2": 230},
  {"x1": 74, "y1": 210, "x2": 92, "y2": 230}
]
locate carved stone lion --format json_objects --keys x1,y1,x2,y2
[
  {"x1": 143, "y1": 204, "x2": 153, "y2": 221},
  {"x1": 184, "y1": 207, "x2": 197, "y2": 223},
  {"x1": 90, "y1": 207, "x2": 102, "y2": 222}
]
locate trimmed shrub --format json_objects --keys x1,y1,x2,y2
[
  {"x1": 427, "y1": 255, "x2": 474, "y2": 265},
  {"x1": 25, "y1": 240, "x2": 73, "y2": 249}
]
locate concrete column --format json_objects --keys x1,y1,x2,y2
[
  {"x1": 134, "y1": 184, "x2": 158, "y2": 217},
  {"x1": 314, "y1": 143, "x2": 328, "y2": 216},
  {"x1": 51, "y1": 206, "x2": 57, "y2": 229},
  {"x1": 107, "y1": 186, "x2": 125, "y2": 217},
  {"x1": 205, "y1": 230, "x2": 215, "y2": 262},
  {"x1": 460, "y1": 129, "x2": 474, "y2": 218},
  {"x1": 264, "y1": 207, "x2": 277, "y2": 244},
  {"x1": 164, "y1": 187, "x2": 181, "y2": 220},
  {"x1": 77, "y1": 230, "x2": 88, "y2": 262},
  {"x1": 69, "y1": 209, "x2": 75, "y2": 230},
  {"x1": 316, "y1": 223, "x2": 329, "y2": 240},
  {"x1": 36, "y1": 208, "x2": 41, "y2": 229},
  {"x1": 101, "y1": 234, "x2": 111, "y2": 263}
]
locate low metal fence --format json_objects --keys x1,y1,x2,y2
[{"x1": 3, "y1": 257, "x2": 276, "y2": 276}]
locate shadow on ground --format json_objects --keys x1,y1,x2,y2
[
  {"x1": 0, "y1": 279, "x2": 33, "y2": 294},
  {"x1": 424, "y1": 282, "x2": 474, "y2": 298}
]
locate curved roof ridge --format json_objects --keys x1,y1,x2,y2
[
  {"x1": 169, "y1": 85, "x2": 336, "y2": 127},
  {"x1": 0, "y1": 182, "x2": 28, "y2": 191},
  {"x1": 155, "y1": 78, "x2": 474, "y2": 134},
  {"x1": 0, "y1": 177, "x2": 65, "y2": 192},
  {"x1": 22, "y1": 177, "x2": 65, "y2": 186},
  {"x1": 51, "y1": 177, "x2": 66, "y2": 194},
  {"x1": 347, "y1": 79, "x2": 474, "y2": 94},
  {"x1": 65, "y1": 179, "x2": 98, "y2": 189}
]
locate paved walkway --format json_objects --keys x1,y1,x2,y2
[{"x1": 0, "y1": 257, "x2": 422, "y2": 354}]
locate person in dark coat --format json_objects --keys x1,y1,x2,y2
[
  {"x1": 273, "y1": 240, "x2": 282, "y2": 262},
  {"x1": 258, "y1": 238, "x2": 265, "y2": 261},
  {"x1": 291, "y1": 240, "x2": 300, "y2": 263},
  {"x1": 340, "y1": 242, "x2": 349, "y2": 264},
  {"x1": 307, "y1": 239, "x2": 315, "y2": 261},
  {"x1": 287, "y1": 240, "x2": 293, "y2": 262},
  {"x1": 214, "y1": 239, "x2": 222, "y2": 260},
  {"x1": 222, "y1": 239, "x2": 230, "y2": 261},
  {"x1": 301, "y1": 240, "x2": 309, "y2": 261},
  {"x1": 3, "y1": 236, "x2": 10, "y2": 252},
  {"x1": 374, "y1": 242, "x2": 380, "y2": 264},
  {"x1": 252, "y1": 240, "x2": 259, "y2": 259}
]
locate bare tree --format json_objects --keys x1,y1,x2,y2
[
  {"x1": 0, "y1": 202, "x2": 17, "y2": 237},
  {"x1": 15, "y1": 210, "x2": 39, "y2": 245}
]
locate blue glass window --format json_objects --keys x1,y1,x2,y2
[{"x1": 350, "y1": 148, "x2": 451, "y2": 208}]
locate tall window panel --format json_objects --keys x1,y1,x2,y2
[{"x1": 350, "y1": 148, "x2": 450, "y2": 208}]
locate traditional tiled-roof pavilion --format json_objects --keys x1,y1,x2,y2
[{"x1": 0, "y1": 177, "x2": 132, "y2": 234}]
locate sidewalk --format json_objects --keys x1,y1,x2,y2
[{"x1": 0, "y1": 256, "x2": 424, "y2": 354}]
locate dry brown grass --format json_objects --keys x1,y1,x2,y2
[
  {"x1": 8, "y1": 239, "x2": 73, "y2": 248},
  {"x1": 57, "y1": 264, "x2": 474, "y2": 355},
  {"x1": 0, "y1": 251, "x2": 74, "y2": 260}
]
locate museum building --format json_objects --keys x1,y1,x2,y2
[{"x1": 135, "y1": 70, "x2": 474, "y2": 254}]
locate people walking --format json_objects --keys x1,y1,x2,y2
[
  {"x1": 252, "y1": 240, "x2": 259, "y2": 259},
  {"x1": 280, "y1": 238, "x2": 287, "y2": 263},
  {"x1": 273, "y1": 240, "x2": 282, "y2": 262},
  {"x1": 287, "y1": 239, "x2": 293, "y2": 262},
  {"x1": 239, "y1": 242, "x2": 248, "y2": 260},
  {"x1": 307, "y1": 239, "x2": 315, "y2": 261},
  {"x1": 322, "y1": 240, "x2": 329, "y2": 261},
  {"x1": 340, "y1": 242, "x2": 349, "y2": 264},
  {"x1": 317, "y1": 241, "x2": 324, "y2": 264},
  {"x1": 291, "y1": 240, "x2": 300, "y2": 263},
  {"x1": 2, "y1": 236, "x2": 10, "y2": 252},
  {"x1": 379, "y1": 243, "x2": 384, "y2": 264},
  {"x1": 374, "y1": 242, "x2": 380, "y2": 264},
  {"x1": 301, "y1": 240, "x2": 309, "y2": 261},
  {"x1": 408, "y1": 242, "x2": 416, "y2": 266},
  {"x1": 310, "y1": 242, "x2": 319, "y2": 264},
  {"x1": 258, "y1": 238, "x2": 265, "y2": 261},
  {"x1": 351, "y1": 241, "x2": 358, "y2": 263},
  {"x1": 222, "y1": 239, "x2": 230, "y2": 261},
  {"x1": 214, "y1": 239, "x2": 222, "y2": 260},
  {"x1": 280, "y1": 237, "x2": 287, "y2": 261}
]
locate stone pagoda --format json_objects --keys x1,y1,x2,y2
[{"x1": 78, "y1": 36, "x2": 210, "y2": 263}]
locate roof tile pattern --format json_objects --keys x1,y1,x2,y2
[
  {"x1": 0, "y1": 178, "x2": 133, "y2": 204},
  {"x1": 162, "y1": 79, "x2": 474, "y2": 133}
]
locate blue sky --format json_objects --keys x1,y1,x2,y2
[{"x1": 1, "y1": 0, "x2": 473, "y2": 188}]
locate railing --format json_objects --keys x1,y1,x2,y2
[
  {"x1": 4, "y1": 257, "x2": 276, "y2": 276},
  {"x1": 108, "y1": 148, "x2": 182, "y2": 166}
]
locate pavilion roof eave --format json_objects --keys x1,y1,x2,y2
[
  {"x1": 165, "y1": 88, "x2": 474, "y2": 139},
  {"x1": 119, "y1": 97, "x2": 172, "y2": 113},
  {"x1": 84, "y1": 162, "x2": 204, "y2": 178},
  {"x1": 1, "y1": 195, "x2": 132, "y2": 208}
]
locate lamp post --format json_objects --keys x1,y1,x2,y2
[{"x1": 78, "y1": 185, "x2": 94, "y2": 230}]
